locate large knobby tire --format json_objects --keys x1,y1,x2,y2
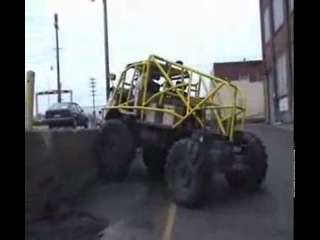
[
  {"x1": 165, "y1": 138, "x2": 211, "y2": 208},
  {"x1": 225, "y1": 131, "x2": 268, "y2": 191},
  {"x1": 143, "y1": 146, "x2": 167, "y2": 178},
  {"x1": 96, "y1": 119, "x2": 135, "y2": 182}
]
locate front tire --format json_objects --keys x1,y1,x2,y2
[
  {"x1": 96, "y1": 119, "x2": 135, "y2": 182},
  {"x1": 165, "y1": 138, "x2": 211, "y2": 208},
  {"x1": 225, "y1": 131, "x2": 268, "y2": 191}
]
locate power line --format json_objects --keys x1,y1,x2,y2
[
  {"x1": 25, "y1": 60, "x2": 53, "y2": 65},
  {"x1": 25, "y1": 48, "x2": 64, "y2": 65},
  {"x1": 25, "y1": 56, "x2": 53, "y2": 63},
  {"x1": 25, "y1": 50, "x2": 56, "y2": 59}
]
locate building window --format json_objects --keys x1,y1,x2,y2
[
  {"x1": 289, "y1": 0, "x2": 294, "y2": 12},
  {"x1": 238, "y1": 72, "x2": 249, "y2": 81},
  {"x1": 276, "y1": 52, "x2": 288, "y2": 96},
  {"x1": 263, "y1": 8, "x2": 271, "y2": 43},
  {"x1": 272, "y1": 0, "x2": 284, "y2": 32}
]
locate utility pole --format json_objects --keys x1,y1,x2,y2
[
  {"x1": 102, "y1": 0, "x2": 110, "y2": 101},
  {"x1": 54, "y1": 13, "x2": 62, "y2": 103},
  {"x1": 90, "y1": 0, "x2": 110, "y2": 101},
  {"x1": 89, "y1": 78, "x2": 97, "y2": 116}
]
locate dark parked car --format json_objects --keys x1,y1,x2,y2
[{"x1": 43, "y1": 102, "x2": 89, "y2": 129}]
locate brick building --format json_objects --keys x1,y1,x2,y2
[
  {"x1": 259, "y1": 0, "x2": 294, "y2": 123},
  {"x1": 213, "y1": 60, "x2": 265, "y2": 120},
  {"x1": 214, "y1": 60, "x2": 263, "y2": 82}
]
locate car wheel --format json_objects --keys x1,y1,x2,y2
[
  {"x1": 72, "y1": 119, "x2": 77, "y2": 129},
  {"x1": 83, "y1": 119, "x2": 89, "y2": 129}
]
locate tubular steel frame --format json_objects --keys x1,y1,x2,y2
[{"x1": 103, "y1": 55, "x2": 247, "y2": 141}]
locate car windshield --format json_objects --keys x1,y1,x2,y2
[{"x1": 48, "y1": 103, "x2": 71, "y2": 110}]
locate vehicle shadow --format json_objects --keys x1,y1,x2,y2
[
  {"x1": 199, "y1": 174, "x2": 272, "y2": 211},
  {"x1": 127, "y1": 158, "x2": 271, "y2": 211}
]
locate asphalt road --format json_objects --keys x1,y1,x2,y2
[{"x1": 74, "y1": 124, "x2": 294, "y2": 240}]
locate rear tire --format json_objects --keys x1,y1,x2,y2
[
  {"x1": 143, "y1": 146, "x2": 167, "y2": 178},
  {"x1": 96, "y1": 119, "x2": 135, "y2": 182},
  {"x1": 165, "y1": 138, "x2": 211, "y2": 208},
  {"x1": 225, "y1": 131, "x2": 268, "y2": 191}
]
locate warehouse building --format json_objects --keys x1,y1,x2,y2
[
  {"x1": 213, "y1": 60, "x2": 265, "y2": 121},
  {"x1": 259, "y1": 0, "x2": 294, "y2": 123}
]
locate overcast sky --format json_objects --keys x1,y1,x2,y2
[{"x1": 25, "y1": 0, "x2": 262, "y2": 113}]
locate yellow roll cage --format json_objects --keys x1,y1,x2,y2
[{"x1": 103, "y1": 55, "x2": 247, "y2": 141}]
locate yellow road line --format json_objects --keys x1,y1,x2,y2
[{"x1": 162, "y1": 203, "x2": 178, "y2": 240}]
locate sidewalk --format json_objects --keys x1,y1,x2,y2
[
  {"x1": 245, "y1": 122, "x2": 293, "y2": 132},
  {"x1": 272, "y1": 123, "x2": 293, "y2": 132}
]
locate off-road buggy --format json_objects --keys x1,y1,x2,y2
[{"x1": 96, "y1": 55, "x2": 268, "y2": 208}]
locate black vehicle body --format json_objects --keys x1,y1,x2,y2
[{"x1": 43, "y1": 102, "x2": 89, "y2": 128}]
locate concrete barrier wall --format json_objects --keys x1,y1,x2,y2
[{"x1": 25, "y1": 129, "x2": 100, "y2": 217}]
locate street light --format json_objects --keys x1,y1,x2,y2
[{"x1": 90, "y1": 0, "x2": 110, "y2": 101}]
